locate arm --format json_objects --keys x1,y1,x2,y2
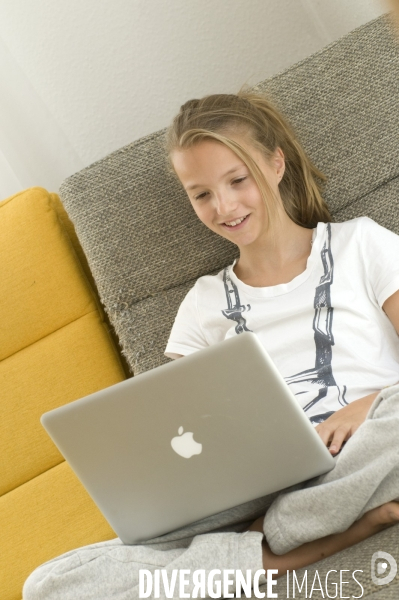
[
  {"x1": 382, "y1": 288, "x2": 399, "y2": 332},
  {"x1": 316, "y1": 289, "x2": 399, "y2": 455}
]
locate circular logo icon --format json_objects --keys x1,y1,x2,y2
[{"x1": 371, "y1": 551, "x2": 397, "y2": 586}]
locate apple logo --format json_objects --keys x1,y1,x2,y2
[{"x1": 171, "y1": 426, "x2": 202, "y2": 459}]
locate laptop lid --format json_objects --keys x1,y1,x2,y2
[{"x1": 41, "y1": 332, "x2": 334, "y2": 544}]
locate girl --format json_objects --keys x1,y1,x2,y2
[{"x1": 23, "y1": 91, "x2": 399, "y2": 599}]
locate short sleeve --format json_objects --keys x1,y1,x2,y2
[
  {"x1": 164, "y1": 285, "x2": 209, "y2": 359},
  {"x1": 361, "y1": 217, "x2": 399, "y2": 307}
]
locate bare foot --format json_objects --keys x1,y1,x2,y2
[
  {"x1": 248, "y1": 501, "x2": 399, "y2": 577},
  {"x1": 363, "y1": 500, "x2": 399, "y2": 529}
]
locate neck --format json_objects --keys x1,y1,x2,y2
[{"x1": 234, "y1": 210, "x2": 315, "y2": 287}]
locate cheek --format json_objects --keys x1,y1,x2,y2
[
  {"x1": 191, "y1": 202, "x2": 208, "y2": 225},
  {"x1": 190, "y1": 202, "x2": 212, "y2": 226},
  {"x1": 248, "y1": 183, "x2": 264, "y2": 204},
  {"x1": 248, "y1": 186, "x2": 267, "y2": 213}
]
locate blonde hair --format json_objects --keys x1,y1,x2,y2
[{"x1": 165, "y1": 87, "x2": 331, "y2": 229}]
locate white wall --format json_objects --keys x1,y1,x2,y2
[{"x1": 0, "y1": 0, "x2": 387, "y2": 197}]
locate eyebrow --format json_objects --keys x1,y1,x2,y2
[{"x1": 186, "y1": 165, "x2": 244, "y2": 191}]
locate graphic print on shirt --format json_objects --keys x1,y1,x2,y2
[
  {"x1": 221, "y1": 267, "x2": 252, "y2": 334},
  {"x1": 285, "y1": 223, "x2": 347, "y2": 424}
]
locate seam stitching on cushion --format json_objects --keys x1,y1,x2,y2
[
  {"x1": 332, "y1": 173, "x2": 399, "y2": 218},
  {"x1": 1, "y1": 458, "x2": 66, "y2": 498},
  {"x1": 1, "y1": 308, "x2": 101, "y2": 363}
]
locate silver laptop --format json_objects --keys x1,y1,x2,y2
[{"x1": 41, "y1": 332, "x2": 334, "y2": 544}]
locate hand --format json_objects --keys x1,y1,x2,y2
[{"x1": 315, "y1": 392, "x2": 379, "y2": 456}]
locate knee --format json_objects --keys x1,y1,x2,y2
[
  {"x1": 22, "y1": 552, "x2": 81, "y2": 600},
  {"x1": 23, "y1": 564, "x2": 52, "y2": 600}
]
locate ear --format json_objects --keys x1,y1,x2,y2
[{"x1": 273, "y1": 147, "x2": 285, "y2": 183}]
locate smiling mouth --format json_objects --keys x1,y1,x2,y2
[{"x1": 222, "y1": 214, "x2": 250, "y2": 228}]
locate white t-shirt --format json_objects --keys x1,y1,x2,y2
[{"x1": 165, "y1": 217, "x2": 399, "y2": 424}]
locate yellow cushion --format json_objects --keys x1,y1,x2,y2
[
  {"x1": 0, "y1": 187, "x2": 105, "y2": 361},
  {"x1": 0, "y1": 187, "x2": 127, "y2": 600},
  {"x1": 1, "y1": 310, "x2": 125, "y2": 495},
  {"x1": 0, "y1": 462, "x2": 116, "y2": 600},
  {"x1": 47, "y1": 190, "x2": 103, "y2": 297}
]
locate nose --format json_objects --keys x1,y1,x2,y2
[{"x1": 213, "y1": 190, "x2": 238, "y2": 217}]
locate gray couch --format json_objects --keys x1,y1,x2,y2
[{"x1": 59, "y1": 14, "x2": 399, "y2": 598}]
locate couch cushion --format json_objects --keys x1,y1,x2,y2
[
  {"x1": 0, "y1": 461, "x2": 116, "y2": 600},
  {"x1": 0, "y1": 187, "x2": 127, "y2": 600},
  {"x1": 1, "y1": 310, "x2": 126, "y2": 495},
  {"x1": 0, "y1": 187, "x2": 104, "y2": 361},
  {"x1": 0, "y1": 187, "x2": 127, "y2": 495},
  {"x1": 59, "y1": 15, "x2": 399, "y2": 375}
]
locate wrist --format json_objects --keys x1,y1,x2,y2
[{"x1": 358, "y1": 391, "x2": 379, "y2": 407}]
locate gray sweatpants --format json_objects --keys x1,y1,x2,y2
[{"x1": 23, "y1": 385, "x2": 399, "y2": 600}]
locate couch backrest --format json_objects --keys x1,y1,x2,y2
[{"x1": 59, "y1": 15, "x2": 399, "y2": 375}]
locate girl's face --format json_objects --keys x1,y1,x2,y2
[{"x1": 171, "y1": 138, "x2": 285, "y2": 250}]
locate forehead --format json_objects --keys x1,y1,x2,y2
[
  {"x1": 171, "y1": 138, "x2": 253, "y2": 185},
  {"x1": 172, "y1": 139, "x2": 239, "y2": 167}
]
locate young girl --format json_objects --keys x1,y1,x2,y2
[{"x1": 23, "y1": 91, "x2": 399, "y2": 599}]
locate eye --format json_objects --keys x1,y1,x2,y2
[
  {"x1": 193, "y1": 177, "x2": 247, "y2": 200},
  {"x1": 194, "y1": 191, "x2": 208, "y2": 201}
]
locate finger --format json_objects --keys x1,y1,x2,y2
[
  {"x1": 329, "y1": 427, "x2": 350, "y2": 455},
  {"x1": 315, "y1": 424, "x2": 334, "y2": 448}
]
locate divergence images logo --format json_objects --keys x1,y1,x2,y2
[
  {"x1": 371, "y1": 551, "x2": 397, "y2": 586},
  {"x1": 171, "y1": 426, "x2": 202, "y2": 459}
]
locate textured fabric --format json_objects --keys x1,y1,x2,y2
[
  {"x1": 23, "y1": 385, "x2": 399, "y2": 600},
  {"x1": 0, "y1": 187, "x2": 126, "y2": 600},
  {"x1": 334, "y1": 175, "x2": 399, "y2": 224},
  {"x1": 166, "y1": 217, "x2": 399, "y2": 424},
  {"x1": 0, "y1": 187, "x2": 104, "y2": 362},
  {"x1": 0, "y1": 187, "x2": 126, "y2": 496},
  {"x1": 0, "y1": 311, "x2": 126, "y2": 496},
  {"x1": 1, "y1": 462, "x2": 115, "y2": 600},
  {"x1": 59, "y1": 15, "x2": 399, "y2": 377}
]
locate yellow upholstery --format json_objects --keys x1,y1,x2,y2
[
  {"x1": 0, "y1": 187, "x2": 104, "y2": 362},
  {"x1": 0, "y1": 188, "x2": 128, "y2": 600},
  {"x1": 1, "y1": 311, "x2": 125, "y2": 495},
  {"x1": 1, "y1": 463, "x2": 116, "y2": 600}
]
